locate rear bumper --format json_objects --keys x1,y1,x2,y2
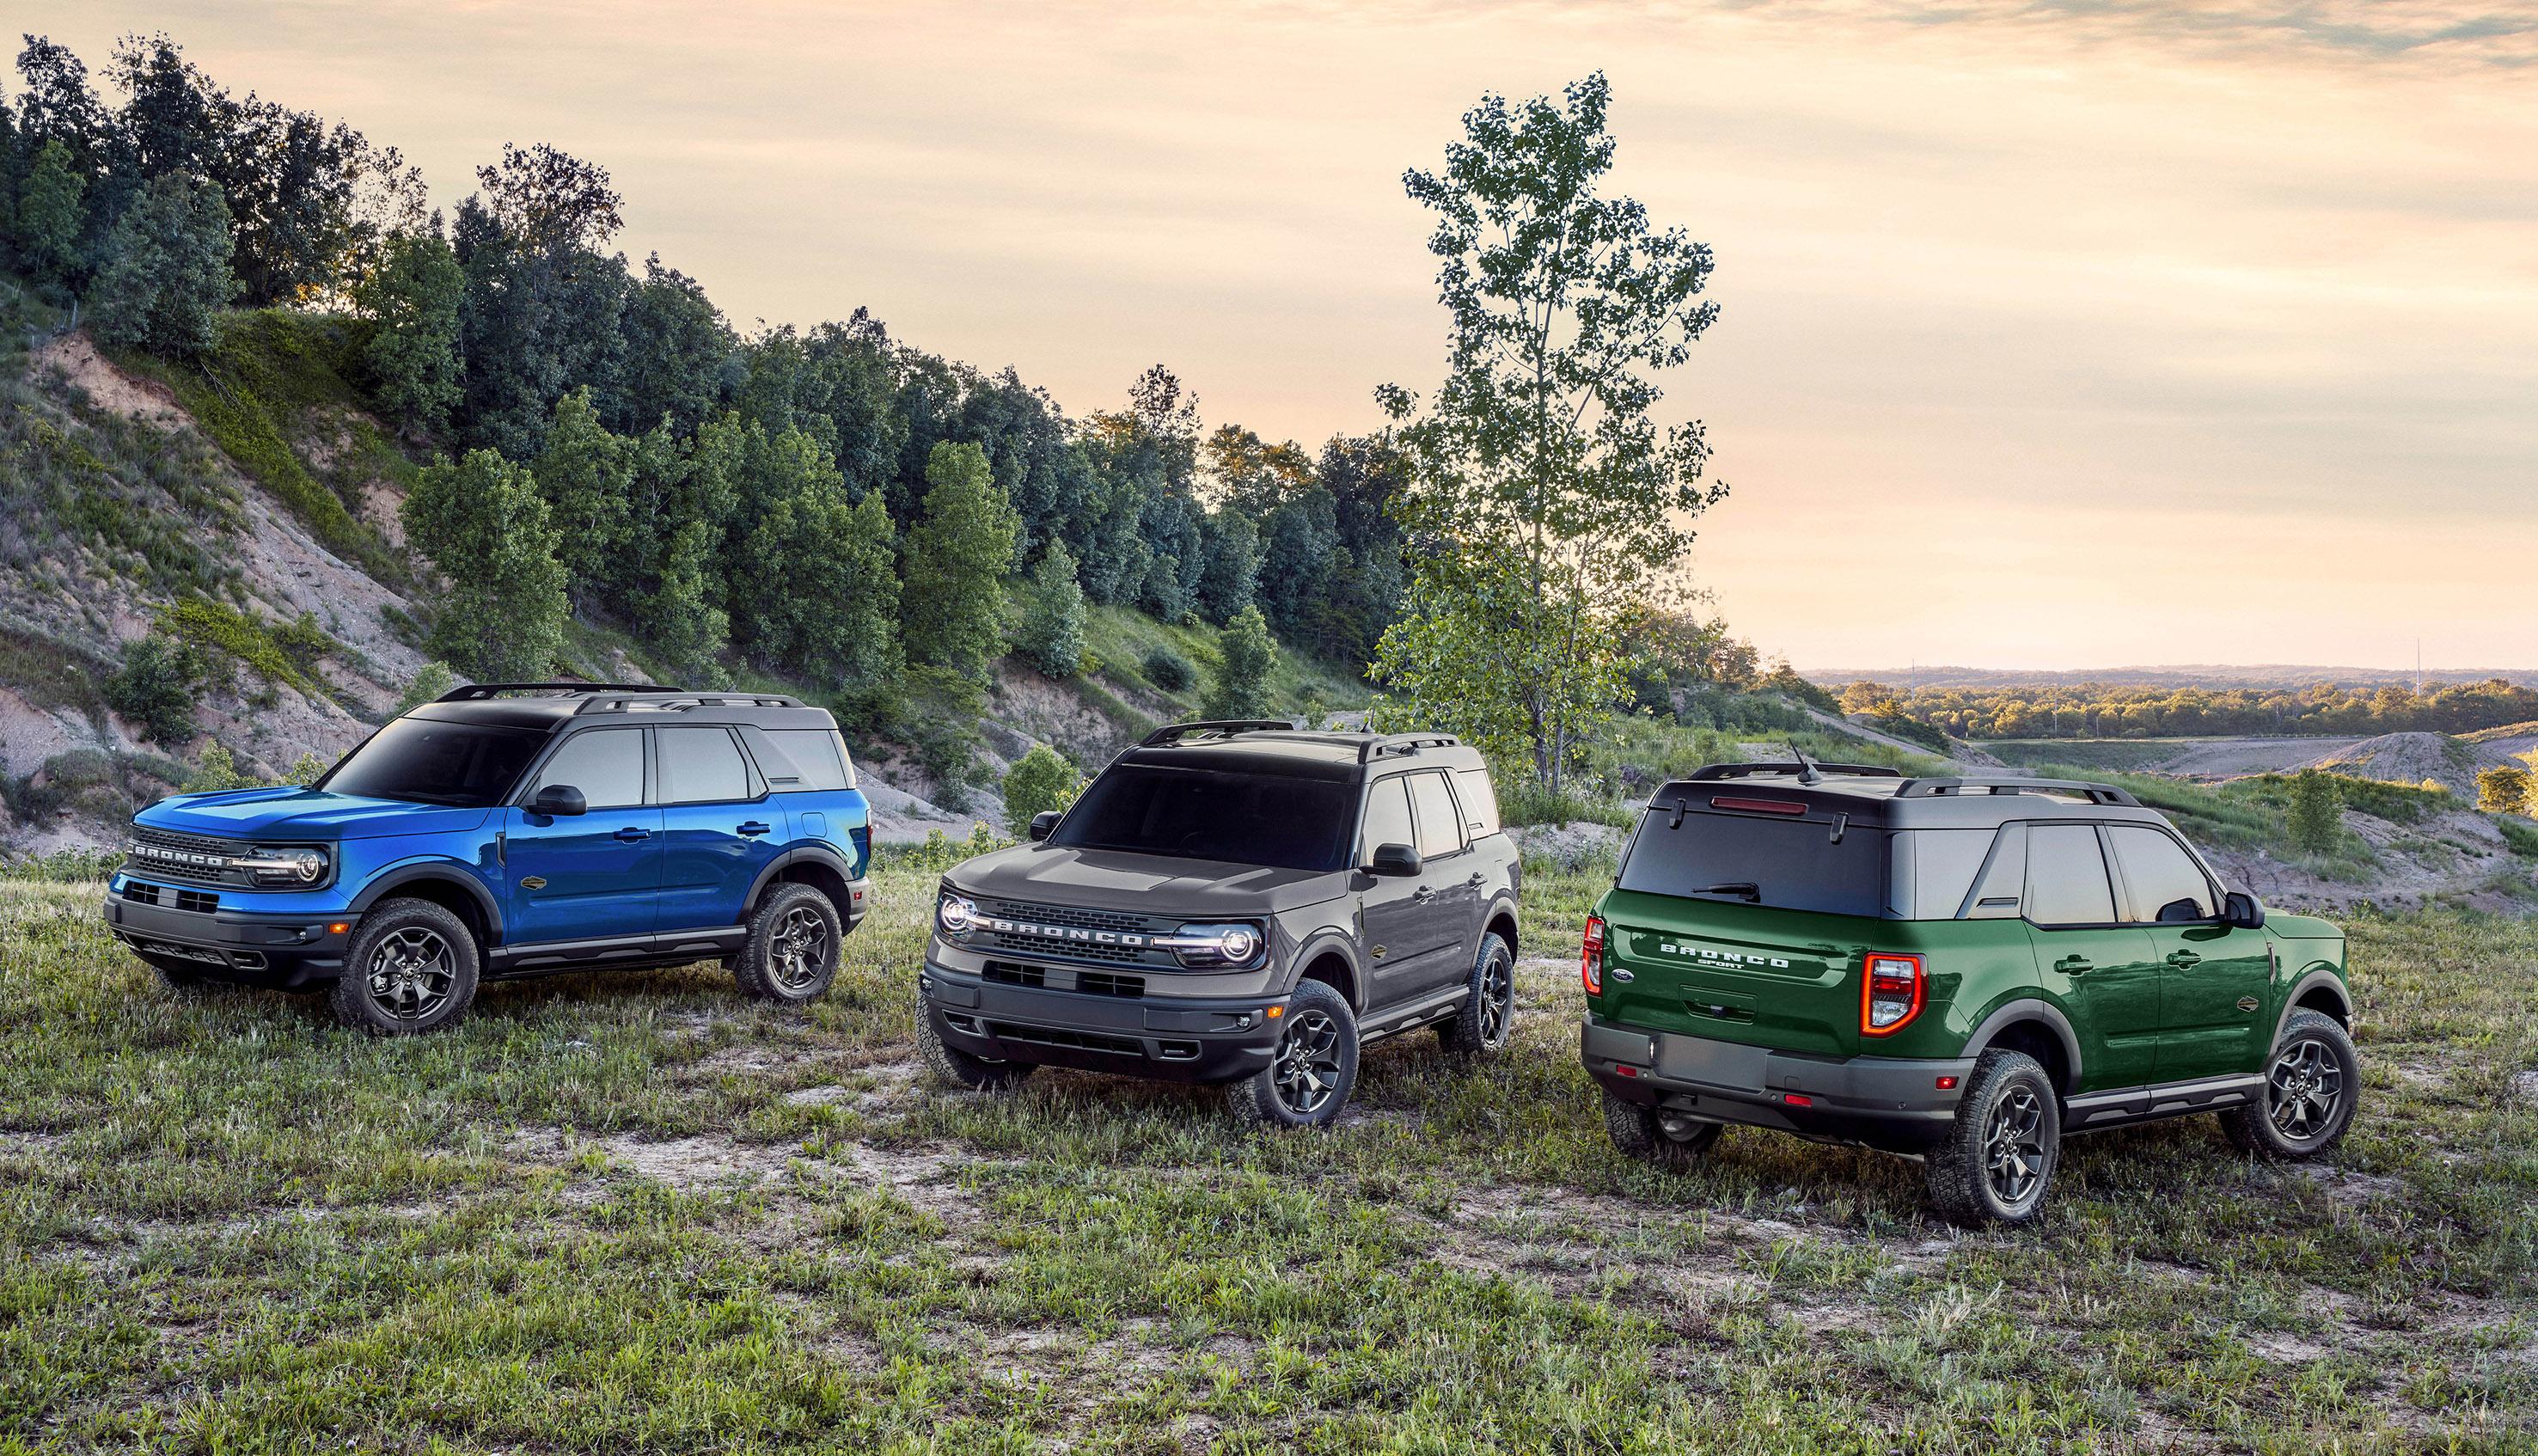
[
  {"x1": 1582, "y1": 1016, "x2": 1974, "y2": 1153},
  {"x1": 920, "y1": 961, "x2": 1287, "y2": 1084},
  {"x1": 842, "y1": 876, "x2": 871, "y2": 929},
  {"x1": 102, "y1": 889, "x2": 355, "y2": 988}
]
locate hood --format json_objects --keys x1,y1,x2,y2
[
  {"x1": 945, "y1": 844, "x2": 1350, "y2": 917},
  {"x1": 135, "y1": 788, "x2": 493, "y2": 842},
  {"x1": 2266, "y1": 911, "x2": 2345, "y2": 941}
]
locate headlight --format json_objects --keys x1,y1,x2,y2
[
  {"x1": 241, "y1": 846, "x2": 328, "y2": 887},
  {"x1": 1166, "y1": 921, "x2": 1264, "y2": 969},
  {"x1": 937, "y1": 891, "x2": 979, "y2": 939}
]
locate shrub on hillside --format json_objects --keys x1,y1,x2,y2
[
  {"x1": 104, "y1": 634, "x2": 205, "y2": 746},
  {"x1": 1141, "y1": 645, "x2": 1195, "y2": 693},
  {"x1": 88, "y1": 172, "x2": 236, "y2": 358},
  {"x1": 2478, "y1": 764, "x2": 2533, "y2": 815},
  {"x1": 1002, "y1": 745, "x2": 1084, "y2": 829},
  {"x1": 1203, "y1": 607, "x2": 1280, "y2": 719},
  {"x1": 2287, "y1": 770, "x2": 2343, "y2": 854},
  {"x1": 396, "y1": 662, "x2": 458, "y2": 714},
  {"x1": 1013, "y1": 543, "x2": 1087, "y2": 678}
]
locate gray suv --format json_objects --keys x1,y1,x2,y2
[{"x1": 916, "y1": 720, "x2": 1523, "y2": 1125}]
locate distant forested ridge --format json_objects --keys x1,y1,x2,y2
[
  {"x1": 0, "y1": 33, "x2": 1409, "y2": 736},
  {"x1": 1835, "y1": 676, "x2": 2538, "y2": 740}
]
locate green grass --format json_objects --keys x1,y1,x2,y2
[
  {"x1": 3, "y1": 867, "x2": 2530, "y2": 1450},
  {"x1": 1078, "y1": 603, "x2": 1372, "y2": 725},
  {"x1": 159, "y1": 596, "x2": 346, "y2": 700}
]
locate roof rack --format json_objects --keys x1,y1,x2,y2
[
  {"x1": 1685, "y1": 762, "x2": 1903, "y2": 781},
  {"x1": 435, "y1": 681, "x2": 663, "y2": 702},
  {"x1": 1359, "y1": 732, "x2": 1460, "y2": 762},
  {"x1": 573, "y1": 691, "x2": 806, "y2": 716},
  {"x1": 1893, "y1": 776, "x2": 2140, "y2": 807},
  {"x1": 1140, "y1": 719, "x2": 1299, "y2": 748}
]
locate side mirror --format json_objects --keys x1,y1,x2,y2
[
  {"x1": 1367, "y1": 842, "x2": 1423, "y2": 878},
  {"x1": 2222, "y1": 890, "x2": 2266, "y2": 930},
  {"x1": 529, "y1": 784, "x2": 586, "y2": 818},
  {"x1": 1028, "y1": 811, "x2": 1061, "y2": 842}
]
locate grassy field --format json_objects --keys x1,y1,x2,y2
[{"x1": 3, "y1": 861, "x2": 2535, "y2": 1453}]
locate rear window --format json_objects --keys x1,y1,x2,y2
[
  {"x1": 1617, "y1": 809, "x2": 1889, "y2": 918},
  {"x1": 763, "y1": 729, "x2": 853, "y2": 792},
  {"x1": 1050, "y1": 765, "x2": 1355, "y2": 872},
  {"x1": 1456, "y1": 768, "x2": 1501, "y2": 837}
]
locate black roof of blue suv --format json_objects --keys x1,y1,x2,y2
[{"x1": 411, "y1": 682, "x2": 841, "y2": 732}]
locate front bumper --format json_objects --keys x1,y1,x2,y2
[
  {"x1": 1582, "y1": 1016, "x2": 1975, "y2": 1153},
  {"x1": 920, "y1": 961, "x2": 1288, "y2": 1084},
  {"x1": 102, "y1": 881, "x2": 356, "y2": 988}
]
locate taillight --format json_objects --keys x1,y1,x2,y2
[
  {"x1": 1581, "y1": 915, "x2": 1606, "y2": 996},
  {"x1": 1861, "y1": 952, "x2": 1924, "y2": 1036}
]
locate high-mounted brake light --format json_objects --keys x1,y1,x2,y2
[
  {"x1": 1581, "y1": 915, "x2": 1606, "y2": 996},
  {"x1": 1710, "y1": 796, "x2": 1806, "y2": 816},
  {"x1": 1860, "y1": 952, "x2": 1924, "y2": 1036}
]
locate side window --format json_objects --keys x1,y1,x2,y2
[
  {"x1": 1408, "y1": 772, "x2": 1465, "y2": 859},
  {"x1": 530, "y1": 729, "x2": 645, "y2": 809},
  {"x1": 1359, "y1": 776, "x2": 1414, "y2": 862},
  {"x1": 2107, "y1": 825, "x2": 2217, "y2": 922},
  {"x1": 766, "y1": 729, "x2": 852, "y2": 791},
  {"x1": 657, "y1": 727, "x2": 751, "y2": 804},
  {"x1": 1455, "y1": 768, "x2": 1501, "y2": 838},
  {"x1": 1905, "y1": 829, "x2": 1996, "y2": 921},
  {"x1": 1964, "y1": 823, "x2": 2028, "y2": 919},
  {"x1": 2025, "y1": 823, "x2": 2116, "y2": 926}
]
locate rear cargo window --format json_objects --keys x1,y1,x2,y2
[
  {"x1": 1456, "y1": 769, "x2": 1501, "y2": 837},
  {"x1": 1617, "y1": 809, "x2": 1889, "y2": 918},
  {"x1": 1903, "y1": 829, "x2": 1997, "y2": 921},
  {"x1": 766, "y1": 729, "x2": 853, "y2": 792}
]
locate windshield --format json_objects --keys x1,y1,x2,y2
[
  {"x1": 1618, "y1": 810, "x2": 1891, "y2": 918},
  {"x1": 1049, "y1": 765, "x2": 1355, "y2": 872},
  {"x1": 317, "y1": 719, "x2": 547, "y2": 808}
]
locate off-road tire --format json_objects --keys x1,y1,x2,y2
[
  {"x1": 733, "y1": 883, "x2": 843, "y2": 1003},
  {"x1": 914, "y1": 1000, "x2": 1037, "y2": 1091},
  {"x1": 1436, "y1": 932, "x2": 1516, "y2": 1059},
  {"x1": 2218, "y1": 1009, "x2": 2359, "y2": 1159},
  {"x1": 1226, "y1": 978, "x2": 1361, "y2": 1129},
  {"x1": 1603, "y1": 1088, "x2": 1725, "y2": 1169},
  {"x1": 329, "y1": 897, "x2": 480, "y2": 1037},
  {"x1": 1925, "y1": 1048, "x2": 2060, "y2": 1226}
]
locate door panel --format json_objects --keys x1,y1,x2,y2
[
  {"x1": 2022, "y1": 823, "x2": 2159, "y2": 1090},
  {"x1": 2149, "y1": 925, "x2": 2272, "y2": 1080},
  {"x1": 1406, "y1": 770, "x2": 1483, "y2": 995},
  {"x1": 505, "y1": 728, "x2": 659, "y2": 945},
  {"x1": 656, "y1": 726, "x2": 785, "y2": 932}
]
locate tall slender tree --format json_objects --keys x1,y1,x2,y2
[
  {"x1": 401, "y1": 450, "x2": 570, "y2": 680},
  {"x1": 902, "y1": 440, "x2": 1020, "y2": 683}
]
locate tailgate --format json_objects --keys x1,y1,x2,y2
[{"x1": 1597, "y1": 888, "x2": 1873, "y2": 1056}]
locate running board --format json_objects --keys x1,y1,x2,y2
[
  {"x1": 1360, "y1": 985, "x2": 1469, "y2": 1042},
  {"x1": 487, "y1": 925, "x2": 748, "y2": 976},
  {"x1": 2064, "y1": 1074, "x2": 2264, "y2": 1132}
]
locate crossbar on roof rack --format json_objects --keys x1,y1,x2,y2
[
  {"x1": 1685, "y1": 762, "x2": 1903, "y2": 781},
  {"x1": 1139, "y1": 719, "x2": 1300, "y2": 747},
  {"x1": 1893, "y1": 776, "x2": 2140, "y2": 807}
]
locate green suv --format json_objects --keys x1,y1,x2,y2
[{"x1": 1580, "y1": 759, "x2": 2358, "y2": 1223}]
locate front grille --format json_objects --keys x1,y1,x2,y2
[
  {"x1": 120, "y1": 881, "x2": 219, "y2": 913},
  {"x1": 987, "y1": 931, "x2": 1147, "y2": 964},
  {"x1": 984, "y1": 1020, "x2": 1144, "y2": 1057},
  {"x1": 983, "y1": 899, "x2": 1149, "y2": 934},
  {"x1": 1075, "y1": 971, "x2": 1146, "y2": 999},
  {"x1": 125, "y1": 825, "x2": 254, "y2": 886},
  {"x1": 978, "y1": 896, "x2": 1183, "y2": 968},
  {"x1": 982, "y1": 961, "x2": 1045, "y2": 988},
  {"x1": 121, "y1": 883, "x2": 160, "y2": 906}
]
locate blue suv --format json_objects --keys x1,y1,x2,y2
[{"x1": 103, "y1": 683, "x2": 874, "y2": 1035}]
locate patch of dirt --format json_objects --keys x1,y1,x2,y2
[
  {"x1": 2302, "y1": 731, "x2": 2504, "y2": 798},
  {"x1": 33, "y1": 333, "x2": 189, "y2": 427},
  {"x1": 784, "y1": 1059, "x2": 924, "y2": 1116},
  {"x1": 1512, "y1": 821, "x2": 1625, "y2": 870}
]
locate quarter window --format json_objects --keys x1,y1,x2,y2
[
  {"x1": 530, "y1": 729, "x2": 645, "y2": 810},
  {"x1": 2025, "y1": 823, "x2": 2116, "y2": 925},
  {"x1": 1360, "y1": 776, "x2": 1415, "y2": 863},
  {"x1": 1455, "y1": 768, "x2": 1501, "y2": 838},
  {"x1": 657, "y1": 727, "x2": 751, "y2": 804},
  {"x1": 2107, "y1": 825, "x2": 2217, "y2": 922},
  {"x1": 1905, "y1": 829, "x2": 1997, "y2": 921},
  {"x1": 1408, "y1": 772, "x2": 1465, "y2": 859},
  {"x1": 766, "y1": 729, "x2": 853, "y2": 791}
]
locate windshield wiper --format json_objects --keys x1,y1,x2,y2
[{"x1": 1690, "y1": 882, "x2": 1761, "y2": 902}]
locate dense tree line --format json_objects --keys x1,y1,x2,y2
[
  {"x1": 1838, "y1": 678, "x2": 2538, "y2": 740},
  {"x1": 3, "y1": 34, "x2": 1410, "y2": 752}
]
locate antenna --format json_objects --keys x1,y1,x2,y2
[{"x1": 1785, "y1": 738, "x2": 1823, "y2": 785}]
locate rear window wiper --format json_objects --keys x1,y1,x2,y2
[{"x1": 1688, "y1": 882, "x2": 1761, "y2": 903}]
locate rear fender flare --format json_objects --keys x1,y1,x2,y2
[
  {"x1": 1962, "y1": 997, "x2": 2085, "y2": 1092},
  {"x1": 743, "y1": 843, "x2": 860, "y2": 916}
]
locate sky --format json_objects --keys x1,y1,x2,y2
[{"x1": 21, "y1": 1, "x2": 2538, "y2": 672}]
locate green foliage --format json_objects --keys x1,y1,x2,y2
[
  {"x1": 902, "y1": 441, "x2": 1019, "y2": 684},
  {"x1": 1000, "y1": 744, "x2": 1083, "y2": 828},
  {"x1": 395, "y1": 661, "x2": 457, "y2": 713},
  {"x1": 13, "y1": 139, "x2": 87, "y2": 293},
  {"x1": 1867, "y1": 712, "x2": 1950, "y2": 754},
  {"x1": 742, "y1": 473, "x2": 897, "y2": 702},
  {"x1": 2492, "y1": 813, "x2": 2538, "y2": 858},
  {"x1": 1192, "y1": 509, "x2": 1259, "y2": 625},
  {"x1": 2477, "y1": 765, "x2": 2533, "y2": 815},
  {"x1": 2287, "y1": 770, "x2": 2344, "y2": 854},
  {"x1": 0, "y1": 392, "x2": 242, "y2": 599},
  {"x1": 877, "y1": 820, "x2": 1011, "y2": 873},
  {"x1": 1140, "y1": 645, "x2": 1196, "y2": 693},
  {"x1": 87, "y1": 171, "x2": 235, "y2": 357},
  {"x1": 533, "y1": 387, "x2": 632, "y2": 608},
  {"x1": 1203, "y1": 605, "x2": 1279, "y2": 719},
  {"x1": 181, "y1": 741, "x2": 265, "y2": 792},
  {"x1": 1374, "y1": 73, "x2": 1723, "y2": 793},
  {"x1": 102, "y1": 633, "x2": 204, "y2": 745},
  {"x1": 160, "y1": 598, "x2": 335, "y2": 696},
  {"x1": 352, "y1": 231, "x2": 462, "y2": 432},
  {"x1": 1863, "y1": 676, "x2": 2538, "y2": 741},
  {"x1": 1012, "y1": 541, "x2": 1087, "y2": 678},
  {"x1": 401, "y1": 449, "x2": 569, "y2": 680}
]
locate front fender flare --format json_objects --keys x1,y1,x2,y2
[
  {"x1": 2274, "y1": 966, "x2": 2353, "y2": 1043},
  {"x1": 348, "y1": 861, "x2": 506, "y2": 944},
  {"x1": 1282, "y1": 927, "x2": 1370, "y2": 1012}
]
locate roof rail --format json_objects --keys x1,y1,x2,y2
[
  {"x1": 1685, "y1": 762, "x2": 1903, "y2": 781},
  {"x1": 574, "y1": 691, "x2": 806, "y2": 716},
  {"x1": 434, "y1": 681, "x2": 664, "y2": 702},
  {"x1": 1140, "y1": 719, "x2": 1299, "y2": 748},
  {"x1": 1893, "y1": 776, "x2": 2140, "y2": 807},
  {"x1": 1359, "y1": 732, "x2": 1461, "y2": 762}
]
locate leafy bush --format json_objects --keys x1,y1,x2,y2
[
  {"x1": 183, "y1": 742, "x2": 267, "y2": 792},
  {"x1": 2287, "y1": 770, "x2": 2342, "y2": 854},
  {"x1": 1868, "y1": 712, "x2": 1950, "y2": 754},
  {"x1": 104, "y1": 634, "x2": 205, "y2": 745},
  {"x1": 2478, "y1": 765, "x2": 2533, "y2": 814},
  {"x1": 1202, "y1": 606, "x2": 1279, "y2": 719},
  {"x1": 877, "y1": 822, "x2": 1012, "y2": 874},
  {"x1": 1141, "y1": 645, "x2": 1196, "y2": 693},
  {"x1": 1001, "y1": 745, "x2": 1083, "y2": 829},
  {"x1": 1012, "y1": 543, "x2": 1087, "y2": 679},
  {"x1": 396, "y1": 662, "x2": 458, "y2": 714}
]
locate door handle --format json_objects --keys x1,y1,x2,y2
[
  {"x1": 2054, "y1": 955, "x2": 2093, "y2": 975},
  {"x1": 614, "y1": 827, "x2": 651, "y2": 842},
  {"x1": 2166, "y1": 950, "x2": 2202, "y2": 968},
  {"x1": 1411, "y1": 887, "x2": 1436, "y2": 902},
  {"x1": 737, "y1": 821, "x2": 772, "y2": 837},
  {"x1": 1465, "y1": 872, "x2": 1484, "y2": 887}
]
